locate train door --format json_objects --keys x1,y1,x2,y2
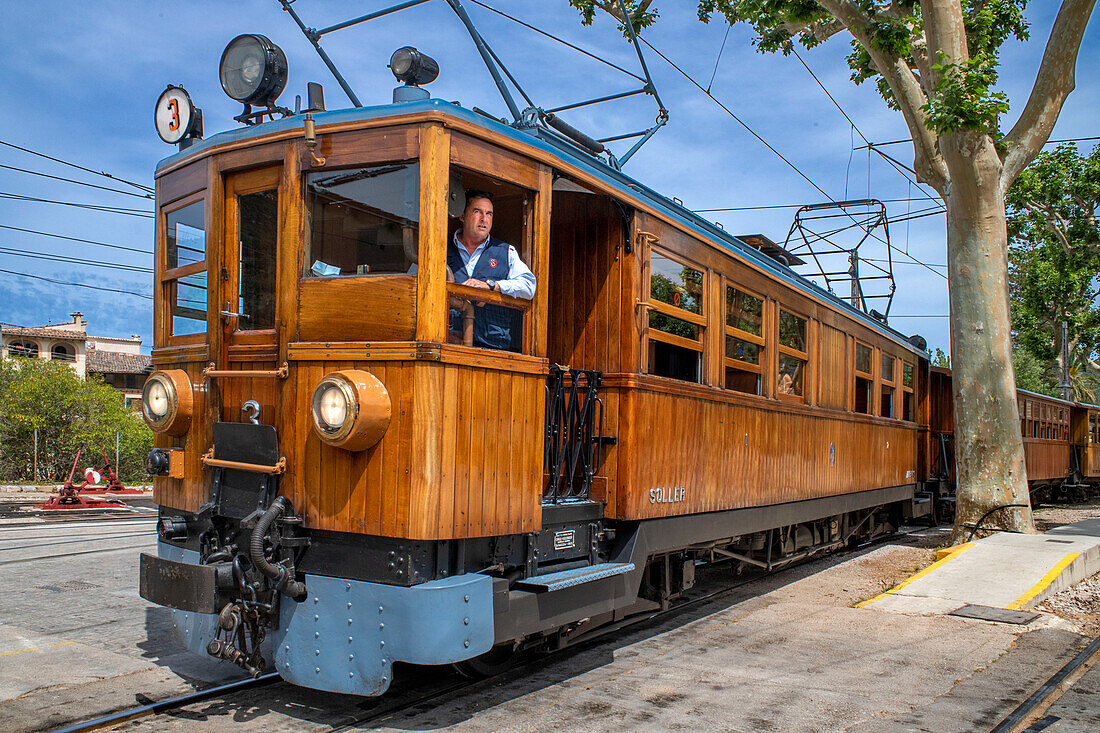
[{"x1": 217, "y1": 166, "x2": 283, "y2": 424}]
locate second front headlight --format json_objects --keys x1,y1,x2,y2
[{"x1": 310, "y1": 371, "x2": 391, "y2": 451}]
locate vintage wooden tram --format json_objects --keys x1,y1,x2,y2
[{"x1": 137, "y1": 31, "x2": 975, "y2": 695}]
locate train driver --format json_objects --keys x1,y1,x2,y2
[{"x1": 447, "y1": 190, "x2": 536, "y2": 350}]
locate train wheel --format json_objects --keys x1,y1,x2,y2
[{"x1": 452, "y1": 642, "x2": 522, "y2": 679}]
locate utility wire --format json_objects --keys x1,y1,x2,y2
[
  {"x1": 861, "y1": 135, "x2": 1100, "y2": 149},
  {"x1": 0, "y1": 224, "x2": 151, "y2": 256},
  {"x1": 0, "y1": 268, "x2": 152, "y2": 300},
  {"x1": 0, "y1": 163, "x2": 153, "y2": 200},
  {"x1": 0, "y1": 245, "x2": 152, "y2": 273},
  {"x1": 696, "y1": 195, "x2": 948, "y2": 212},
  {"x1": 0, "y1": 192, "x2": 154, "y2": 218},
  {"x1": 0, "y1": 140, "x2": 154, "y2": 194},
  {"x1": 641, "y1": 38, "x2": 946, "y2": 280},
  {"x1": 706, "y1": 24, "x2": 732, "y2": 93}
]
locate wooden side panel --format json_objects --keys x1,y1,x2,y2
[
  {"x1": 298, "y1": 276, "x2": 417, "y2": 342},
  {"x1": 289, "y1": 360, "x2": 542, "y2": 540},
  {"x1": 1023, "y1": 440, "x2": 1074, "y2": 481},
  {"x1": 818, "y1": 324, "x2": 847, "y2": 410},
  {"x1": 613, "y1": 380, "x2": 918, "y2": 520}
]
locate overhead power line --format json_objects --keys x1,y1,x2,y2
[
  {"x1": 860, "y1": 135, "x2": 1100, "y2": 149},
  {"x1": 696, "y1": 195, "x2": 945, "y2": 213},
  {"x1": 0, "y1": 163, "x2": 153, "y2": 200},
  {"x1": 0, "y1": 192, "x2": 154, "y2": 218},
  {"x1": 0, "y1": 224, "x2": 151, "y2": 256},
  {"x1": 0, "y1": 268, "x2": 152, "y2": 300},
  {"x1": 0, "y1": 245, "x2": 152, "y2": 273},
  {"x1": 0, "y1": 139, "x2": 154, "y2": 194}
]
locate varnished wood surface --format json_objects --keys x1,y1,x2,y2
[
  {"x1": 1022, "y1": 439, "x2": 1073, "y2": 482},
  {"x1": 298, "y1": 276, "x2": 417, "y2": 342}
]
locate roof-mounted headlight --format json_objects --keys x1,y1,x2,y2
[
  {"x1": 142, "y1": 370, "x2": 194, "y2": 435},
  {"x1": 388, "y1": 46, "x2": 439, "y2": 87},
  {"x1": 219, "y1": 34, "x2": 288, "y2": 106},
  {"x1": 310, "y1": 371, "x2": 391, "y2": 451}
]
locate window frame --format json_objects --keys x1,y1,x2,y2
[
  {"x1": 644, "y1": 244, "x2": 707, "y2": 382},
  {"x1": 723, "y1": 282, "x2": 766, "y2": 396},
  {"x1": 880, "y1": 352, "x2": 896, "y2": 418},
  {"x1": 853, "y1": 339, "x2": 874, "y2": 414},
  {"x1": 900, "y1": 361, "x2": 915, "y2": 422},
  {"x1": 775, "y1": 307, "x2": 809, "y2": 403},
  {"x1": 160, "y1": 190, "x2": 208, "y2": 345}
]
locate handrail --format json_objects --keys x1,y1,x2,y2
[
  {"x1": 446, "y1": 283, "x2": 533, "y2": 310},
  {"x1": 203, "y1": 362, "x2": 289, "y2": 380},
  {"x1": 201, "y1": 449, "x2": 286, "y2": 475}
]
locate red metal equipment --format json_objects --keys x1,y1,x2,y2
[{"x1": 62, "y1": 447, "x2": 144, "y2": 495}]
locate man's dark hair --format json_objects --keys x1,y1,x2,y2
[{"x1": 464, "y1": 189, "x2": 494, "y2": 210}]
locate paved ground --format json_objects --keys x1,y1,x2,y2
[{"x1": 0, "y1": 514, "x2": 1097, "y2": 732}]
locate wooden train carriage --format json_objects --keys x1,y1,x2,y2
[
  {"x1": 1016, "y1": 390, "x2": 1074, "y2": 484},
  {"x1": 1071, "y1": 403, "x2": 1100, "y2": 480},
  {"x1": 150, "y1": 100, "x2": 928, "y2": 541}
]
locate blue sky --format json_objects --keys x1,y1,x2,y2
[{"x1": 0, "y1": 1, "x2": 1096, "y2": 355}]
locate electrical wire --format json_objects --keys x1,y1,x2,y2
[
  {"x1": 0, "y1": 163, "x2": 153, "y2": 200},
  {"x1": 0, "y1": 268, "x2": 152, "y2": 300},
  {"x1": 0, "y1": 224, "x2": 150, "y2": 256},
  {"x1": 0, "y1": 192, "x2": 153, "y2": 218},
  {"x1": 695, "y1": 195, "x2": 947, "y2": 212},
  {"x1": 0, "y1": 140, "x2": 154, "y2": 194},
  {"x1": 861, "y1": 135, "x2": 1100, "y2": 149},
  {"x1": 706, "y1": 23, "x2": 732, "y2": 93},
  {"x1": 0, "y1": 245, "x2": 152, "y2": 273}
]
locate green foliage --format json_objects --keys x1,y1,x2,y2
[
  {"x1": 0, "y1": 358, "x2": 153, "y2": 483},
  {"x1": 1006, "y1": 143, "x2": 1100, "y2": 398},
  {"x1": 572, "y1": 1, "x2": 1030, "y2": 138},
  {"x1": 568, "y1": 0, "x2": 659, "y2": 35},
  {"x1": 1012, "y1": 346, "x2": 1054, "y2": 395},
  {"x1": 927, "y1": 347, "x2": 950, "y2": 367}
]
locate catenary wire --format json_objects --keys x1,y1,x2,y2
[
  {"x1": 0, "y1": 163, "x2": 153, "y2": 199},
  {"x1": 0, "y1": 268, "x2": 152, "y2": 299},
  {"x1": 0, "y1": 245, "x2": 152, "y2": 273},
  {"x1": 0, "y1": 192, "x2": 154, "y2": 218},
  {"x1": 0, "y1": 224, "x2": 151, "y2": 256},
  {"x1": 0, "y1": 140, "x2": 154, "y2": 194}
]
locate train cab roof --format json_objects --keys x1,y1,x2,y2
[{"x1": 156, "y1": 97, "x2": 925, "y2": 357}]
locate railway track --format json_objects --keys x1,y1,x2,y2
[
  {"x1": 46, "y1": 528, "x2": 929, "y2": 732},
  {"x1": 0, "y1": 518, "x2": 156, "y2": 565}
]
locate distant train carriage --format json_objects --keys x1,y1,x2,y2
[{"x1": 140, "y1": 35, "x2": 936, "y2": 696}]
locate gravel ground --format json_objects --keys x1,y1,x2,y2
[
  {"x1": 1034, "y1": 498, "x2": 1100, "y2": 532},
  {"x1": 1038, "y1": 571, "x2": 1100, "y2": 637}
]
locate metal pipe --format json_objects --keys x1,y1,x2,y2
[
  {"x1": 445, "y1": 0, "x2": 522, "y2": 121},
  {"x1": 278, "y1": 0, "x2": 363, "y2": 107},
  {"x1": 616, "y1": 0, "x2": 667, "y2": 115},
  {"x1": 314, "y1": 0, "x2": 432, "y2": 37},
  {"x1": 616, "y1": 121, "x2": 665, "y2": 167},
  {"x1": 546, "y1": 87, "x2": 648, "y2": 114}
]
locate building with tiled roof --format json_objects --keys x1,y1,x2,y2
[{"x1": 1, "y1": 313, "x2": 151, "y2": 406}]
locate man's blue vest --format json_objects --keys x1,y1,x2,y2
[{"x1": 447, "y1": 236, "x2": 520, "y2": 351}]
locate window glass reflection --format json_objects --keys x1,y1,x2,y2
[{"x1": 167, "y1": 201, "x2": 205, "y2": 270}]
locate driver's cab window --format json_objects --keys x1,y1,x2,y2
[
  {"x1": 445, "y1": 166, "x2": 534, "y2": 353},
  {"x1": 305, "y1": 162, "x2": 419, "y2": 278}
]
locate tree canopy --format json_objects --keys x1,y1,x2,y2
[{"x1": 0, "y1": 357, "x2": 153, "y2": 482}]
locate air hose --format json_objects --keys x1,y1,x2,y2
[
  {"x1": 964, "y1": 503, "x2": 1030, "y2": 542},
  {"x1": 250, "y1": 496, "x2": 308, "y2": 600}
]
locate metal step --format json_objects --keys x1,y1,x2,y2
[{"x1": 515, "y1": 562, "x2": 634, "y2": 592}]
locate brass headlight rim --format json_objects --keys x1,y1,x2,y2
[
  {"x1": 312, "y1": 375, "x2": 360, "y2": 443},
  {"x1": 142, "y1": 370, "x2": 193, "y2": 436}
]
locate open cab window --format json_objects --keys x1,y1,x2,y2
[
  {"x1": 163, "y1": 195, "x2": 207, "y2": 340},
  {"x1": 647, "y1": 249, "x2": 705, "y2": 383},
  {"x1": 305, "y1": 162, "x2": 420, "y2": 278},
  {"x1": 444, "y1": 165, "x2": 534, "y2": 354}
]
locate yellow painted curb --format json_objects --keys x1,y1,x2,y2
[
  {"x1": 1006, "y1": 552, "x2": 1081, "y2": 610},
  {"x1": 0, "y1": 640, "x2": 75, "y2": 657},
  {"x1": 856, "y1": 542, "x2": 975, "y2": 608}
]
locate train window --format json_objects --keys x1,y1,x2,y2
[
  {"x1": 854, "y1": 341, "x2": 872, "y2": 414},
  {"x1": 777, "y1": 310, "x2": 807, "y2": 398},
  {"x1": 236, "y1": 189, "x2": 277, "y2": 330},
  {"x1": 855, "y1": 342, "x2": 872, "y2": 374},
  {"x1": 444, "y1": 168, "x2": 534, "y2": 353},
  {"x1": 646, "y1": 250, "x2": 705, "y2": 382},
  {"x1": 306, "y1": 163, "x2": 420, "y2": 278},
  {"x1": 901, "y1": 362, "x2": 915, "y2": 421},
  {"x1": 164, "y1": 198, "x2": 207, "y2": 337},
  {"x1": 880, "y1": 354, "x2": 895, "y2": 417},
  {"x1": 724, "y1": 286, "x2": 764, "y2": 395}
]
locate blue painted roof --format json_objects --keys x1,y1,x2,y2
[{"x1": 158, "y1": 98, "x2": 925, "y2": 355}]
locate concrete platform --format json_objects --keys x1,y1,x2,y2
[{"x1": 860, "y1": 517, "x2": 1100, "y2": 615}]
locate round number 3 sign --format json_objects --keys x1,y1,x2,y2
[{"x1": 155, "y1": 86, "x2": 196, "y2": 144}]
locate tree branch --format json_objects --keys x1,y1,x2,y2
[
  {"x1": 1023, "y1": 201, "x2": 1075, "y2": 256},
  {"x1": 1001, "y1": 0, "x2": 1098, "y2": 192},
  {"x1": 820, "y1": 0, "x2": 948, "y2": 192}
]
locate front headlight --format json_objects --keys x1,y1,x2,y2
[
  {"x1": 142, "y1": 371, "x2": 193, "y2": 435},
  {"x1": 310, "y1": 371, "x2": 391, "y2": 451}
]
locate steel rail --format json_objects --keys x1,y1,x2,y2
[
  {"x1": 990, "y1": 634, "x2": 1100, "y2": 733},
  {"x1": 0, "y1": 542, "x2": 155, "y2": 566},
  {"x1": 47, "y1": 673, "x2": 280, "y2": 733}
]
